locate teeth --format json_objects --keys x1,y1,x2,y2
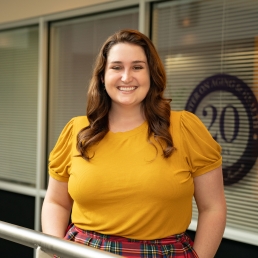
[{"x1": 118, "y1": 87, "x2": 136, "y2": 91}]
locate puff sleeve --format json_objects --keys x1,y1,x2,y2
[
  {"x1": 48, "y1": 118, "x2": 75, "y2": 182},
  {"x1": 180, "y1": 111, "x2": 222, "y2": 177}
]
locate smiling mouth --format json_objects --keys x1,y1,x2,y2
[{"x1": 117, "y1": 86, "x2": 137, "y2": 92}]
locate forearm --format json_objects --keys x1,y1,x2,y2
[
  {"x1": 42, "y1": 201, "x2": 71, "y2": 238},
  {"x1": 193, "y1": 209, "x2": 226, "y2": 258}
]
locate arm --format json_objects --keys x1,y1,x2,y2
[
  {"x1": 41, "y1": 177, "x2": 73, "y2": 238},
  {"x1": 193, "y1": 166, "x2": 227, "y2": 258}
]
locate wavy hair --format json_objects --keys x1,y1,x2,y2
[{"x1": 77, "y1": 29, "x2": 174, "y2": 160}]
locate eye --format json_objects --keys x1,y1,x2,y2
[
  {"x1": 133, "y1": 66, "x2": 143, "y2": 70},
  {"x1": 111, "y1": 66, "x2": 122, "y2": 70}
]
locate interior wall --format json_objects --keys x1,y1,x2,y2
[{"x1": 0, "y1": 0, "x2": 114, "y2": 24}]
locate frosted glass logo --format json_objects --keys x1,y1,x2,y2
[{"x1": 185, "y1": 74, "x2": 258, "y2": 185}]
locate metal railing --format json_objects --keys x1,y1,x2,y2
[{"x1": 0, "y1": 220, "x2": 122, "y2": 258}]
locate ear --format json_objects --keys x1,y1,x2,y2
[{"x1": 101, "y1": 76, "x2": 104, "y2": 83}]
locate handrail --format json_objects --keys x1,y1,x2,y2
[{"x1": 0, "y1": 220, "x2": 122, "y2": 258}]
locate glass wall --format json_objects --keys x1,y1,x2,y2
[
  {"x1": 152, "y1": 0, "x2": 258, "y2": 235},
  {"x1": 0, "y1": 26, "x2": 39, "y2": 185},
  {"x1": 48, "y1": 8, "x2": 139, "y2": 152}
]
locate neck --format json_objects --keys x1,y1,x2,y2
[{"x1": 108, "y1": 104, "x2": 145, "y2": 132}]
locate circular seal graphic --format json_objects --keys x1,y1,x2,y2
[{"x1": 185, "y1": 74, "x2": 258, "y2": 185}]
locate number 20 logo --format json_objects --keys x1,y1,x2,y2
[
  {"x1": 203, "y1": 104, "x2": 239, "y2": 143},
  {"x1": 186, "y1": 74, "x2": 258, "y2": 185}
]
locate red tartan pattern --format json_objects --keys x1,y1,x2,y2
[{"x1": 54, "y1": 224, "x2": 199, "y2": 258}]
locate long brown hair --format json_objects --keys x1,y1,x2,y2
[{"x1": 77, "y1": 29, "x2": 174, "y2": 160}]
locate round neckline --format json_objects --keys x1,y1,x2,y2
[{"x1": 108, "y1": 120, "x2": 148, "y2": 137}]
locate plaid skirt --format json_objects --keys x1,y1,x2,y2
[{"x1": 55, "y1": 224, "x2": 199, "y2": 258}]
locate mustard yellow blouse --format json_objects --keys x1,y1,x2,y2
[{"x1": 49, "y1": 111, "x2": 222, "y2": 240}]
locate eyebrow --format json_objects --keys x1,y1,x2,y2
[{"x1": 109, "y1": 60, "x2": 146, "y2": 64}]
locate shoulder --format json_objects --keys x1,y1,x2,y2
[
  {"x1": 170, "y1": 110, "x2": 192, "y2": 128},
  {"x1": 170, "y1": 110, "x2": 199, "y2": 121},
  {"x1": 49, "y1": 116, "x2": 89, "y2": 162},
  {"x1": 56, "y1": 116, "x2": 89, "y2": 141},
  {"x1": 170, "y1": 110, "x2": 204, "y2": 129},
  {"x1": 72, "y1": 116, "x2": 89, "y2": 126},
  {"x1": 169, "y1": 110, "x2": 213, "y2": 142},
  {"x1": 69, "y1": 116, "x2": 89, "y2": 133}
]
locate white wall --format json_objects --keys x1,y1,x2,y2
[{"x1": 0, "y1": 0, "x2": 115, "y2": 24}]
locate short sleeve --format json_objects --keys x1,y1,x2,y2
[
  {"x1": 180, "y1": 111, "x2": 222, "y2": 177},
  {"x1": 48, "y1": 118, "x2": 75, "y2": 182}
]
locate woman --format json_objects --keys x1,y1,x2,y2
[{"x1": 42, "y1": 29, "x2": 226, "y2": 258}]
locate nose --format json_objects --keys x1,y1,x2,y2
[{"x1": 121, "y1": 69, "x2": 132, "y2": 84}]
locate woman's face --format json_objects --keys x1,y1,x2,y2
[{"x1": 104, "y1": 43, "x2": 150, "y2": 109}]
